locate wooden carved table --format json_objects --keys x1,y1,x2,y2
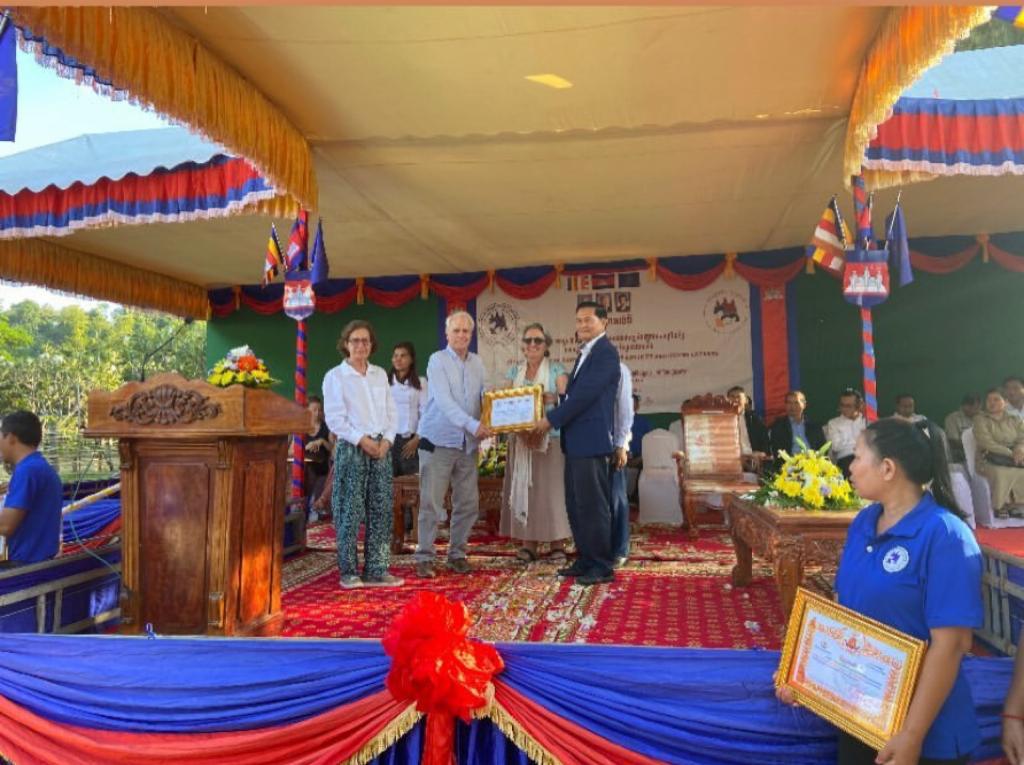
[
  {"x1": 726, "y1": 494, "x2": 857, "y2": 616},
  {"x1": 391, "y1": 474, "x2": 504, "y2": 554}
]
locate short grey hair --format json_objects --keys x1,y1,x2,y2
[{"x1": 445, "y1": 310, "x2": 475, "y2": 332}]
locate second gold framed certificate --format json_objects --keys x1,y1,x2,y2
[
  {"x1": 775, "y1": 588, "x2": 925, "y2": 751},
  {"x1": 481, "y1": 385, "x2": 544, "y2": 434}
]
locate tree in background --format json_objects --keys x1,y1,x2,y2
[{"x1": 0, "y1": 301, "x2": 205, "y2": 434}]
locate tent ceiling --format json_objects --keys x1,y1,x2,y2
[{"x1": 22, "y1": 6, "x2": 1024, "y2": 291}]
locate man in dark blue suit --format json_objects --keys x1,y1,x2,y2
[{"x1": 534, "y1": 301, "x2": 621, "y2": 585}]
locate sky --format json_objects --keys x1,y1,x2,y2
[{"x1": 0, "y1": 45, "x2": 169, "y2": 311}]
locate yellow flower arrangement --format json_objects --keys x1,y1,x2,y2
[
  {"x1": 207, "y1": 345, "x2": 277, "y2": 389},
  {"x1": 749, "y1": 439, "x2": 860, "y2": 511}
]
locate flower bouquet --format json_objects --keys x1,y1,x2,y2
[
  {"x1": 748, "y1": 440, "x2": 860, "y2": 511},
  {"x1": 478, "y1": 438, "x2": 508, "y2": 478},
  {"x1": 207, "y1": 345, "x2": 277, "y2": 389}
]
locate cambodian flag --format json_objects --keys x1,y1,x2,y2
[{"x1": 285, "y1": 209, "x2": 308, "y2": 272}]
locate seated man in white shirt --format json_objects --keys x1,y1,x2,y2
[
  {"x1": 1004, "y1": 376, "x2": 1024, "y2": 420},
  {"x1": 824, "y1": 388, "x2": 866, "y2": 478},
  {"x1": 892, "y1": 393, "x2": 927, "y2": 424}
]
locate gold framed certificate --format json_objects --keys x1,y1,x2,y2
[
  {"x1": 482, "y1": 385, "x2": 544, "y2": 434},
  {"x1": 776, "y1": 588, "x2": 926, "y2": 751}
]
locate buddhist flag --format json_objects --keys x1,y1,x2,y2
[
  {"x1": 994, "y1": 6, "x2": 1024, "y2": 26},
  {"x1": 262, "y1": 224, "x2": 283, "y2": 286},
  {"x1": 310, "y1": 218, "x2": 329, "y2": 286},
  {"x1": 286, "y1": 209, "x2": 309, "y2": 272},
  {"x1": 807, "y1": 196, "x2": 850, "y2": 274}
]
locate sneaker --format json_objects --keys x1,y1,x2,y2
[
  {"x1": 362, "y1": 574, "x2": 404, "y2": 588},
  {"x1": 414, "y1": 562, "x2": 436, "y2": 579},
  {"x1": 448, "y1": 558, "x2": 472, "y2": 574},
  {"x1": 997, "y1": 507, "x2": 1011, "y2": 519},
  {"x1": 339, "y1": 574, "x2": 363, "y2": 589},
  {"x1": 557, "y1": 564, "x2": 586, "y2": 578}
]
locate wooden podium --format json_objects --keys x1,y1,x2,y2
[{"x1": 84, "y1": 373, "x2": 311, "y2": 636}]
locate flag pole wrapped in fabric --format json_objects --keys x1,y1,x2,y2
[{"x1": 281, "y1": 210, "x2": 311, "y2": 502}]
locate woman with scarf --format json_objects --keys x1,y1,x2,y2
[{"x1": 499, "y1": 323, "x2": 572, "y2": 562}]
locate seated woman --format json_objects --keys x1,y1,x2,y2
[
  {"x1": 303, "y1": 396, "x2": 334, "y2": 520},
  {"x1": 499, "y1": 323, "x2": 572, "y2": 563},
  {"x1": 973, "y1": 388, "x2": 1024, "y2": 519},
  {"x1": 778, "y1": 418, "x2": 982, "y2": 765}
]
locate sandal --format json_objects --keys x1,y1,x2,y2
[{"x1": 515, "y1": 547, "x2": 539, "y2": 563}]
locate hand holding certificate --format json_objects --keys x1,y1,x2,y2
[
  {"x1": 482, "y1": 385, "x2": 544, "y2": 434},
  {"x1": 775, "y1": 588, "x2": 925, "y2": 751}
]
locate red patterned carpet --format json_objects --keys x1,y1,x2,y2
[{"x1": 281, "y1": 521, "x2": 796, "y2": 649}]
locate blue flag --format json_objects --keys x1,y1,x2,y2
[
  {"x1": 309, "y1": 218, "x2": 329, "y2": 286},
  {"x1": 884, "y1": 204, "x2": 913, "y2": 287},
  {"x1": 0, "y1": 19, "x2": 18, "y2": 142}
]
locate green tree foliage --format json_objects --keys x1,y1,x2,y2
[{"x1": 0, "y1": 301, "x2": 206, "y2": 434}]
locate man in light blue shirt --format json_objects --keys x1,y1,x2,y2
[{"x1": 415, "y1": 310, "x2": 490, "y2": 577}]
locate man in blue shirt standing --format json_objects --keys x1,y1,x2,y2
[
  {"x1": 0, "y1": 411, "x2": 62, "y2": 565},
  {"x1": 415, "y1": 310, "x2": 490, "y2": 578}
]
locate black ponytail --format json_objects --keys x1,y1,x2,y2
[{"x1": 863, "y1": 418, "x2": 966, "y2": 521}]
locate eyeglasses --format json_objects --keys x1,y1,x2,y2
[
  {"x1": 347, "y1": 337, "x2": 371, "y2": 345},
  {"x1": 522, "y1": 337, "x2": 546, "y2": 345}
]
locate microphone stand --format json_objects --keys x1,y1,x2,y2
[{"x1": 139, "y1": 317, "x2": 195, "y2": 382}]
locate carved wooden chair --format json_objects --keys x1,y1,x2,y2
[{"x1": 672, "y1": 394, "x2": 759, "y2": 539}]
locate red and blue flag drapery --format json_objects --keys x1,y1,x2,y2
[
  {"x1": 0, "y1": 633, "x2": 1006, "y2": 765},
  {"x1": 863, "y1": 44, "x2": 1024, "y2": 180},
  {"x1": 0, "y1": 128, "x2": 277, "y2": 239}
]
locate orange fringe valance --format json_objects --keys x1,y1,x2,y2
[
  {"x1": 11, "y1": 7, "x2": 317, "y2": 214},
  {"x1": 0, "y1": 238, "x2": 209, "y2": 319},
  {"x1": 843, "y1": 6, "x2": 991, "y2": 190}
]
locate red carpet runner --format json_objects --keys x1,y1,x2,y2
[{"x1": 282, "y1": 523, "x2": 796, "y2": 648}]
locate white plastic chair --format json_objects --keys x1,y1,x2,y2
[
  {"x1": 961, "y1": 428, "x2": 994, "y2": 528},
  {"x1": 947, "y1": 464, "x2": 976, "y2": 529},
  {"x1": 638, "y1": 429, "x2": 682, "y2": 525}
]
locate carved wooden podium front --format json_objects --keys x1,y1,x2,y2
[{"x1": 84, "y1": 374, "x2": 311, "y2": 636}]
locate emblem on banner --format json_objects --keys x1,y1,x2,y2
[
  {"x1": 479, "y1": 302, "x2": 518, "y2": 343},
  {"x1": 283, "y1": 271, "x2": 315, "y2": 321},
  {"x1": 703, "y1": 290, "x2": 748, "y2": 334},
  {"x1": 842, "y1": 249, "x2": 890, "y2": 308}
]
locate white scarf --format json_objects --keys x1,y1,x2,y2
[{"x1": 509, "y1": 358, "x2": 552, "y2": 526}]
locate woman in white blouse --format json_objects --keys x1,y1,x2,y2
[
  {"x1": 323, "y1": 320, "x2": 402, "y2": 589},
  {"x1": 387, "y1": 341, "x2": 428, "y2": 476}
]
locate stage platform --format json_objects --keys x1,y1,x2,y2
[{"x1": 280, "y1": 519, "x2": 822, "y2": 649}]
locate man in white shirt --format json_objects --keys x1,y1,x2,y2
[
  {"x1": 892, "y1": 393, "x2": 927, "y2": 424},
  {"x1": 611, "y1": 364, "x2": 634, "y2": 568},
  {"x1": 824, "y1": 388, "x2": 866, "y2": 478},
  {"x1": 1004, "y1": 377, "x2": 1024, "y2": 420}
]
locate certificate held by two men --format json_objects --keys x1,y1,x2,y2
[
  {"x1": 775, "y1": 588, "x2": 926, "y2": 751},
  {"x1": 481, "y1": 385, "x2": 544, "y2": 434}
]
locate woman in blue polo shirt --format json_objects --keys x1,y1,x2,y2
[{"x1": 781, "y1": 418, "x2": 983, "y2": 765}]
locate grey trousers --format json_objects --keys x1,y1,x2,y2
[{"x1": 415, "y1": 446, "x2": 480, "y2": 562}]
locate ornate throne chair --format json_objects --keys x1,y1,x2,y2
[{"x1": 672, "y1": 394, "x2": 759, "y2": 539}]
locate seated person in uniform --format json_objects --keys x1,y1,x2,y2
[
  {"x1": 944, "y1": 393, "x2": 980, "y2": 464},
  {"x1": 0, "y1": 411, "x2": 62, "y2": 565}
]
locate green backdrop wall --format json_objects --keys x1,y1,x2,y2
[
  {"x1": 207, "y1": 246, "x2": 1024, "y2": 431},
  {"x1": 206, "y1": 296, "x2": 440, "y2": 399},
  {"x1": 795, "y1": 250, "x2": 1024, "y2": 427}
]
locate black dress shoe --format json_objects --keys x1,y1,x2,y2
[
  {"x1": 577, "y1": 572, "x2": 615, "y2": 586},
  {"x1": 557, "y1": 565, "x2": 586, "y2": 578}
]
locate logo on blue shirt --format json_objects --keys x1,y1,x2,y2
[{"x1": 882, "y1": 545, "x2": 910, "y2": 573}]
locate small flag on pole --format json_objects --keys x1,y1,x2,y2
[
  {"x1": 851, "y1": 175, "x2": 874, "y2": 248},
  {"x1": 807, "y1": 196, "x2": 850, "y2": 274},
  {"x1": 310, "y1": 218, "x2": 329, "y2": 286},
  {"x1": 262, "y1": 223, "x2": 283, "y2": 286},
  {"x1": 286, "y1": 210, "x2": 309, "y2": 272}
]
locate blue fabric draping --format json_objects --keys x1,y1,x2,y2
[
  {"x1": 0, "y1": 635, "x2": 1007, "y2": 761},
  {"x1": 0, "y1": 23, "x2": 16, "y2": 142},
  {"x1": 16, "y1": 26, "x2": 117, "y2": 91},
  {"x1": 496, "y1": 265, "x2": 555, "y2": 286},
  {"x1": 62, "y1": 498, "x2": 119, "y2": 541},
  {"x1": 315, "y1": 278, "x2": 357, "y2": 297},
  {"x1": 0, "y1": 636, "x2": 390, "y2": 732},
  {"x1": 562, "y1": 258, "x2": 648, "y2": 273},
  {"x1": 432, "y1": 271, "x2": 488, "y2": 287},
  {"x1": 366, "y1": 274, "x2": 420, "y2": 291},
  {"x1": 659, "y1": 253, "x2": 725, "y2": 275},
  {"x1": 495, "y1": 644, "x2": 1011, "y2": 765},
  {"x1": 241, "y1": 283, "x2": 284, "y2": 302}
]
